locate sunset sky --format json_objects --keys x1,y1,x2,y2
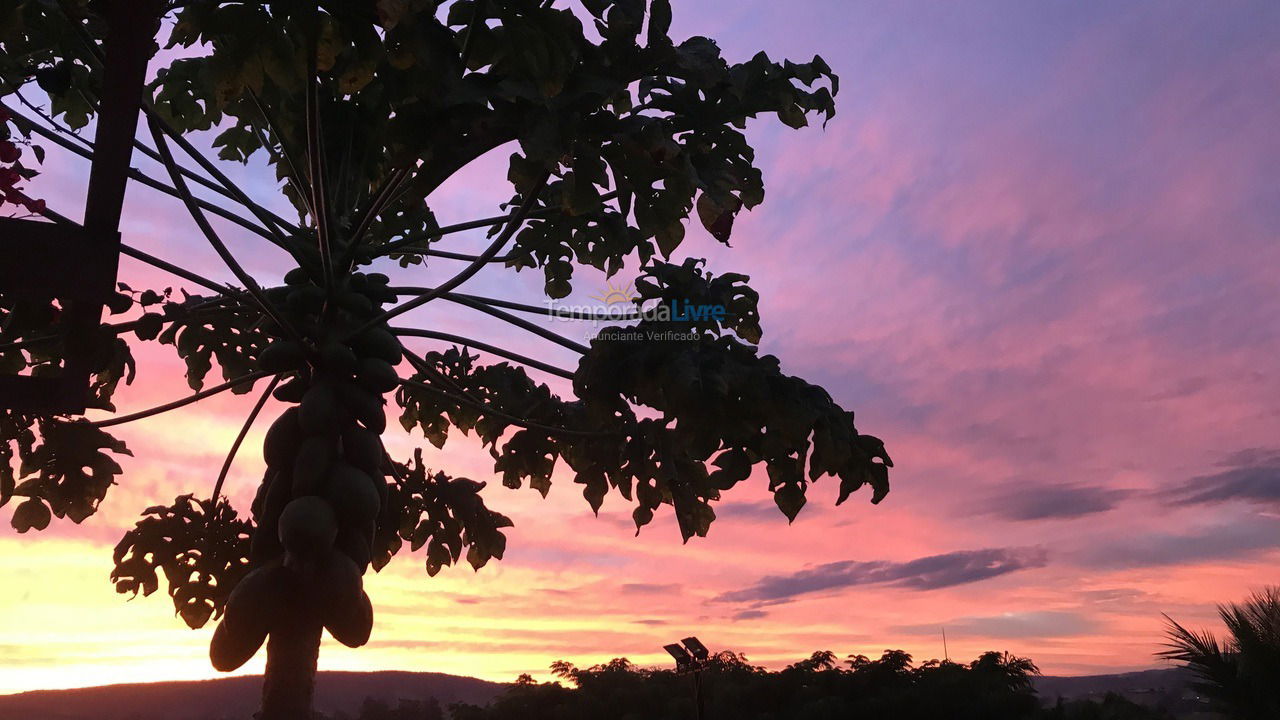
[{"x1": 3, "y1": 0, "x2": 1279, "y2": 694}]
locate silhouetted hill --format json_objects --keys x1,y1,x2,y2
[
  {"x1": 0, "y1": 667, "x2": 1207, "y2": 720},
  {"x1": 1035, "y1": 668, "x2": 1191, "y2": 700},
  {"x1": 0, "y1": 671, "x2": 504, "y2": 720},
  {"x1": 1036, "y1": 668, "x2": 1217, "y2": 718}
]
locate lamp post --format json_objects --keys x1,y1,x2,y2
[{"x1": 664, "y1": 636, "x2": 712, "y2": 720}]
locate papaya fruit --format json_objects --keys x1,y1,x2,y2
[
  {"x1": 374, "y1": 477, "x2": 391, "y2": 521},
  {"x1": 324, "y1": 463, "x2": 381, "y2": 528},
  {"x1": 286, "y1": 284, "x2": 326, "y2": 314},
  {"x1": 263, "y1": 286, "x2": 291, "y2": 306},
  {"x1": 324, "y1": 590, "x2": 373, "y2": 648},
  {"x1": 336, "y1": 381, "x2": 387, "y2": 434},
  {"x1": 284, "y1": 267, "x2": 311, "y2": 285},
  {"x1": 250, "y1": 470, "x2": 272, "y2": 521},
  {"x1": 251, "y1": 472, "x2": 291, "y2": 563},
  {"x1": 292, "y1": 436, "x2": 336, "y2": 496},
  {"x1": 320, "y1": 341, "x2": 359, "y2": 376},
  {"x1": 366, "y1": 286, "x2": 398, "y2": 306},
  {"x1": 351, "y1": 327, "x2": 402, "y2": 364},
  {"x1": 210, "y1": 615, "x2": 264, "y2": 672},
  {"x1": 272, "y1": 376, "x2": 308, "y2": 403},
  {"x1": 338, "y1": 290, "x2": 373, "y2": 315},
  {"x1": 314, "y1": 549, "x2": 364, "y2": 607},
  {"x1": 210, "y1": 560, "x2": 286, "y2": 671},
  {"x1": 356, "y1": 357, "x2": 400, "y2": 393},
  {"x1": 298, "y1": 383, "x2": 341, "y2": 435},
  {"x1": 342, "y1": 426, "x2": 383, "y2": 477},
  {"x1": 263, "y1": 407, "x2": 303, "y2": 469},
  {"x1": 260, "y1": 469, "x2": 292, "y2": 525},
  {"x1": 278, "y1": 496, "x2": 338, "y2": 556},
  {"x1": 335, "y1": 522, "x2": 374, "y2": 571},
  {"x1": 223, "y1": 560, "x2": 286, "y2": 640},
  {"x1": 259, "y1": 340, "x2": 305, "y2": 373},
  {"x1": 250, "y1": 522, "x2": 284, "y2": 564},
  {"x1": 361, "y1": 405, "x2": 386, "y2": 435},
  {"x1": 252, "y1": 472, "x2": 292, "y2": 559}
]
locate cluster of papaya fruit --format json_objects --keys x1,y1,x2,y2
[{"x1": 209, "y1": 270, "x2": 403, "y2": 672}]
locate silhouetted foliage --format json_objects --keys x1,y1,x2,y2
[
  {"x1": 446, "y1": 649, "x2": 1174, "y2": 720},
  {"x1": 314, "y1": 696, "x2": 447, "y2": 720},
  {"x1": 0, "y1": 1, "x2": 891, "y2": 717},
  {"x1": 1039, "y1": 694, "x2": 1175, "y2": 720},
  {"x1": 1160, "y1": 586, "x2": 1280, "y2": 719}
]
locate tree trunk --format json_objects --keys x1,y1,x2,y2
[{"x1": 259, "y1": 598, "x2": 323, "y2": 720}]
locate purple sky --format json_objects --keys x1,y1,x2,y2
[{"x1": 2, "y1": 0, "x2": 1278, "y2": 691}]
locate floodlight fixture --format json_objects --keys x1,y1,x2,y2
[
  {"x1": 664, "y1": 643, "x2": 693, "y2": 667},
  {"x1": 681, "y1": 636, "x2": 710, "y2": 661}
]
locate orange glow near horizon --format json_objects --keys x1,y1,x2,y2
[{"x1": 4, "y1": 0, "x2": 1280, "y2": 697}]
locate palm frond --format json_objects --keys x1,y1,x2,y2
[{"x1": 1159, "y1": 612, "x2": 1238, "y2": 703}]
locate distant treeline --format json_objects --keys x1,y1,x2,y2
[{"x1": 318, "y1": 650, "x2": 1178, "y2": 720}]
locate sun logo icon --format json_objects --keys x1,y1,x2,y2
[{"x1": 591, "y1": 279, "x2": 636, "y2": 305}]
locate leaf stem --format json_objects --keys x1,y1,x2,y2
[
  {"x1": 397, "y1": 376, "x2": 609, "y2": 438},
  {"x1": 119, "y1": 243, "x2": 238, "y2": 297},
  {"x1": 147, "y1": 118, "x2": 302, "y2": 343},
  {"x1": 210, "y1": 374, "x2": 280, "y2": 501},
  {"x1": 390, "y1": 327, "x2": 574, "y2": 380},
  {"x1": 367, "y1": 191, "x2": 618, "y2": 259},
  {"x1": 389, "y1": 286, "x2": 644, "y2": 322},
  {"x1": 7, "y1": 107, "x2": 278, "y2": 240},
  {"x1": 350, "y1": 172, "x2": 551, "y2": 337},
  {"x1": 87, "y1": 370, "x2": 274, "y2": 428}
]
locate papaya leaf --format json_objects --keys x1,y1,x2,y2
[{"x1": 111, "y1": 495, "x2": 252, "y2": 630}]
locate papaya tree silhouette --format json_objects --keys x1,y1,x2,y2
[{"x1": 0, "y1": 2, "x2": 893, "y2": 718}]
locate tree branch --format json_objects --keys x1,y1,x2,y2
[
  {"x1": 34, "y1": 204, "x2": 248, "y2": 317},
  {"x1": 410, "y1": 114, "x2": 521, "y2": 202},
  {"x1": 366, "y1": 190, "x2": 619, "y2": 260},
  {"x1": 401, "y1": 347, "x2": 469, "y2": 398},
  {"x1": 87, "y1": 370, "x2": 274, "y2": 428},
  {"x1": 351, "y1": 171, "x2": 551, "y2": 337},
  {"x1": 436, "y1": 292, "x2": 590, "y2": 354},
  {"x1": 8, "y1": 107, "x2": 278, "y2": 240},
  {"x1": 390, "y1": 286, "x2": 643, "y2": 322},
  {"x1": 397, "y1": 376, "x2": 609, "y2": 438},
  {"x1": 459, "y1": 0, "x2": 489, "y2": 71},
  {"x1": 0, "y1": 292, "x2": 236, "y2": 355},
  {"x1": 119, "y1": 243, "x2": 238, "y2": 297},
  {"x1": 210, "y1": 374, "x2": 280, "y2": 501},
  {"x1": 132, "y1": 136, "x2": 300, "y2": 236},
  {"x1": 8, "y1": 87, "x2": 92, "y2": 150},
  {"x1": 305, "y1": 22, "x2": 334, "y2": 288},
  {"x1": 147, "y1": 118, "x2": 301, "y2": 343},
  {"x1": 382, "y1": 445, "x2": 406, "y2": 489},
  {"x1": 60, "y1": 3, "x2": 294, "y2": 245},
  {"x1": 391, "y1": 327, "x2": 575, "y2": 380},
  {"x1": 247, "y1": 88, "x2": 313, "y2": 220},
  {"x1": 55, "y1": 82, "x2": 300, "y2": 237},
  {"x1": 346, "y1": 165, "x2": 411, "y2": 264},
  {"x1": 0, "y1": 318, "x2": 135, "y2": 354}
]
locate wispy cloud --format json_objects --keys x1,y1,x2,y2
[
  {"x1": 715, "y1": 548, "x2": 1049, "y2": 605},
  {"x1": 1164, "y1": 449, "x2": 1280, "y2": 507},
  {"x1": 1077, "y1": 518, "x2": 1280, "y2": 569},
  {"x1": 4, "y1": 0, "x2": 1280, "y2": 690},
  {"x1": 981, "y1": 484, "x2": 1132, "y2": 521},
  {"x1": 619, "y1": 583, "x2": 683, "y2": 595},
  {"x1": 895, "y1": 611, "x2": 1098, "y2": 640}
]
